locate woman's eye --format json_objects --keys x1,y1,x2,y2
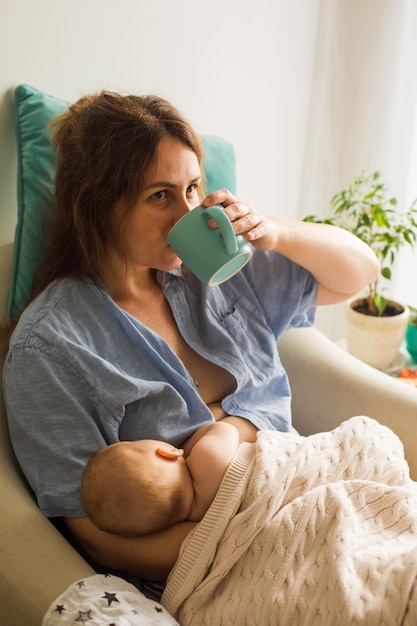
[
  {"x1": 187, "y1": 184, "x2": 197, "y2": 195},
  {"x1": 151, "y1": 190, "x2": 166, "y2": 201}
]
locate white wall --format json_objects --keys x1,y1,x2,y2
[{"x1": 0, "y1": 0, "x2": 321, "y2": 248}]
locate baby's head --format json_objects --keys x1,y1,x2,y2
[{"x1": 81, "y1": 439, "x2": 194, "y2": 536}]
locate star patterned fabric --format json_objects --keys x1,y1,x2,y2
[{"x1": 42, "y1": 574, "x2": 180, "y2": 625}]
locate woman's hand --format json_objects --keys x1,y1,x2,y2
[{"x1": 202, "y1": 189, "x2": 279, "y2": 252}]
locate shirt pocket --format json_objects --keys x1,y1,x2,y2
[{"x1": 216, "y1": 299, "x2": 281, "y2": 382}]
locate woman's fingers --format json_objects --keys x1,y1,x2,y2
[
  {"x1": 202, "y1": 190, "x2": 277, "y2": 249},
  {"x1": 202, "y1": 188, "x2": 237, "y2": 208}
]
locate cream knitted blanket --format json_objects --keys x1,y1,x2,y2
[{"x1": 162, "y1": 416, "x2": 417, "y2": 625}]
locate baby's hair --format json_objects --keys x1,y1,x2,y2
[{"x1": 81, "y1": 442, "x2": 185, "y2": 536}]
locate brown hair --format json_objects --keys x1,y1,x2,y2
[
  {"x1": 1, "y1": 92, "x2": 203, "y2": 353},
  {"x1": 39, "y1": 91, "x2": 203, "y2": 290}
]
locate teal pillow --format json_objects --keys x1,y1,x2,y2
[{"x1": 8, "y1": 84, "x2": 236, "y2": 321}]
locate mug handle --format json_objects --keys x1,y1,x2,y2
[{"x1": 205, "y1": 205, "x2": 238, "y2": 254}]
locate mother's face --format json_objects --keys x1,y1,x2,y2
[{"x1": 116, "y1": 135, "x2": 202, "y2": 273}]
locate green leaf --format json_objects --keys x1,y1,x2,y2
[{"x1": 374, "y1": 293, "x2": 387, "y2": 315}]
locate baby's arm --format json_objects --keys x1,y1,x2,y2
[{"x1": 183, "y1": 421, "x2": 240, "y2": 521}]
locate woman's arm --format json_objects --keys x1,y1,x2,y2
[
  {"x1": 253, "y1": 218, "x2": 380, "y2": 306},
  {"x1": 203, "y1": 191, "x2": 380, "y2": 306},
  {"x1": 65, "y1": 516, "x2": 195, "y2": 581}
]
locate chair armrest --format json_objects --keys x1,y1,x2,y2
[
  {"x1": 0, "y1": 241, "x2": 94, "y2": 624},
  {"x1": 279, "y1": 326, "x2": 417, "y2": 480},
  {"x1": 0, "y1": 363, "x2": 94, "y2": 626}
]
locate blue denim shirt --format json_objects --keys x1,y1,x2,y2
[{"x1": 3, "y1": 249, "x2": 317, "y2": 517}]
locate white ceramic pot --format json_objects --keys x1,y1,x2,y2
[{"x1": 345, "y1": 298, "x2": 409, "y2": 371}]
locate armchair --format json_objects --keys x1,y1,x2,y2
[{"x1": 1, "y1": 84, "x2": 417, "y2": 625}]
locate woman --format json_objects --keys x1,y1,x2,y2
[{"x1": 2, "y1": 91, "x2": 379, "y2": 586}]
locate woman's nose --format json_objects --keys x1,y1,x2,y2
[{"x1": 175, "y1": 197, "x2": 194, "y2": 221}]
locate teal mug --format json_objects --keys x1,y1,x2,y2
[{"x1": 167, "y1": 204, "x2": 252, "y2": 286}]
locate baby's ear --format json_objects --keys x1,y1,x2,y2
[{"x1": 156, "y1": 446, "x2": 184, "y2": 461}]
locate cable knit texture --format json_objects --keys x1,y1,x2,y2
[{"x1": 162, "y1": 416, "x2": 417, "y2": 625}]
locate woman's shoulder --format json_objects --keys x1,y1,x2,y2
[
  {"x1": 30, "y1": 276, "x2": 107, "y2": 315},
  {"x1": 10, "y1": 277, "x2": 111, "y2": 347}
]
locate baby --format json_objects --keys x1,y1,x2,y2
[{"x1": 81, "y1": 421, "x2": 240, "y2": 536}]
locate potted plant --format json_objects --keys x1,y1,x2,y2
[{"x1": 304, "y1": 170, "x2": 417, "y2": 370}]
